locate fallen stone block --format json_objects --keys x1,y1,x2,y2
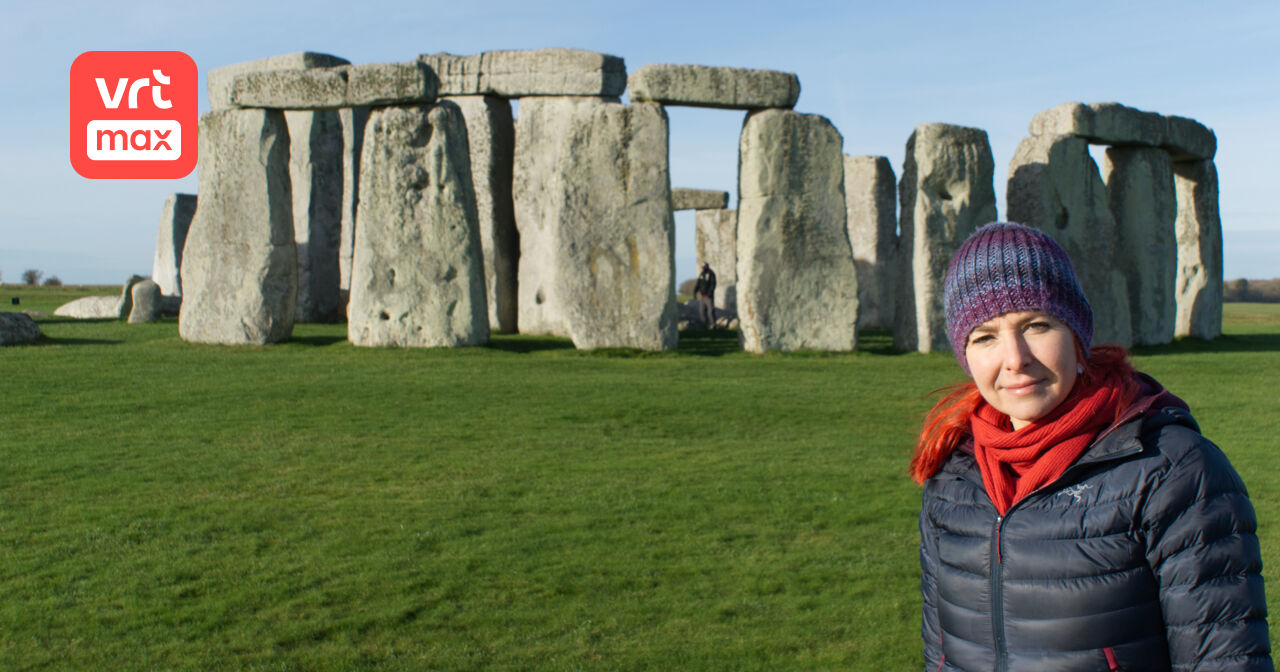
[
  {"x1": 448, "y1": 95, "x2": 518, "y2": 334},
  {"x1": 1029, "y1": 102, "x2": 1215, "y2": 161},
  {"x1": 737, "y1": 109, "x2": 857, "y2": 353},
  {"x1": 895, "y1": 123, "x2": 998, "y2": 353},
  {"x1": 0, "y1": 313, "x2": 42, "y2": 345},
  {"x1": 1007, "y1": 134, "x2": 1131, "y2": 346},
  {"x1": 231, "y1": 62, "x2": 437, "y2": 109},
  {"x1": 672, "y1": 188, "x2": 730, "y2": 211},
  {"x1": 419, "y1": 49, "x2": 626, "y2": 97},
  {"x1": 347, "y1": 102, "x2": 489, "y2": 348},
  {"x1": 628, "y1": 64, "x2": 800, "y2": 110},
  {"x1": 54, "y1": 296, "x2": 120, "y2": 319},
  {"x1": 208, "y1": 52, "x2": 350, "y2": 111},
  {"x1": 128, "y1": 279, "x2": 161, "y2": 323},
  {"x1": 1173, "y1": 160, "x2": 1223, "y2": 339},
  {"x1": 180, "y1": 108, "x2": 297, "y2": 346},
  {"x1": 695, "y1": 208, "x2": 738, "y2": 315},
  {"x1": 844, "y1": 155, "x2": 897, "y2": 331},
  {"x1": 152, "y1": 193, "x2": 196, "y2": 297},
  {"x1": 1103, "y1": 146, "x2": 1178, "y2": 346}
]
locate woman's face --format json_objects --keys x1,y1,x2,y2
[{"x1": 964, "y1": 310, "x2": 1079, "y2": 430}]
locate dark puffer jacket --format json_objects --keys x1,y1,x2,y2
[{"x1": 920, "y1": 402, "x2": 1272, "y2": 671}]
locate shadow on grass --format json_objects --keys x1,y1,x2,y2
[
  {"x1": 1131, "y1": 332, "x2": 1280, "y2": 356},
  {"x1": 288, "y1": 334, "x2": 350, "y2": 347},
  {"x1": 677, "y1": 329, "x2": 741, "y2": 356},
  {"x1": 28, "y1": 336, "x2": 123, "y2": 346},
  {"x1": 487, "y1": 334, "x2": 578, "y2": 354}
]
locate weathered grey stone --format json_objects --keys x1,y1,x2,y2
[
  {"x1": 513, "y1": 97, "x2": 612, "y2": 338},
  {"x1": 208, "y1": 52, "x2": 350, "y2": 111},
  {"x1": 1007, "y1": 134, "x2": 1131, "y2": 345},
  {"x1": 338, "y1": 106, "x2": 369, "y2": 301},
  {"x1": 1029, "y1": 102, "x2": 1215, "y2": 161},
  {"x1": 230, "y1": 62, "x2": 437, "y2": 109},
  {"x1": 286, "y1": 109, "x2": 344, "y2": 323},
  {"x1": 843, "y1": 155, "x2": 897, "y2": 331},
  {"x1": 1102, "y1": 147, "x2": 1178, "y2": 346},
  {"x1": 419, "y1": 49, "x2": 626, "y2": 98},
  {"x1": 737, "y1": 109, "x2": 857, "y2": 353},
  {"x1": 695, "y1": 209, "x2": 738, "y2": 315},
  {"x1": 0, "y1": 313, "x2": 42, "y2": 345},
  {"x1": 117, "y1": 275, "x2": 147, "y2": 320},
  {"x1": 514, "y1": 99, "x2": 676, "y2": 350},
  {"x1": 627, "y1": 64, "x2": 800, "y2": 110},
  {"x1": 447, "y1": 95, "x2": 518, "y2": 333},
  {"x1": 672, "y1": 188, "x2": 730, "y2": 211},
  {"x1": 895, "y1": 123, "x2": 998, "y2": 352},
  {"x1": 152, "y1": 193, "x2": 196, "y2": 297},
  {"x1": 54, "y1": 296, "x2": 120, "y2": 318},
  {"x1": 347, "y1": 102, "x2": 489, "y2": 348},
  {"x1": 179, "y1": 109, "x2": 297, "y2": 345},
  {"x1": 128, "y1": 279, "x2": 161, "y2": 323},
  {"x1": 1173, "y1": 160, "x2": 1223, "y2": 339}
]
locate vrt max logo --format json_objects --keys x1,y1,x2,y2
[{"x1": 71, "y1": 51, "x2": 197, "y2": 179}]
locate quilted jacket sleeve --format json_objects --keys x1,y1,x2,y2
[
  {"x1": 1142, "y1": 425, "x2": 1273, "y2": 671},
  {"x1": 920, "y1": 487, "x2": 943, "y2": 671}
]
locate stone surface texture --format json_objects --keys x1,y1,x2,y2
[
  {"x1": 1029, "y1": 102, "x2": 1215, "y2": 161},
  {"x1": 338, "y1": 105, "x2": 369, "y2": 299},
  {"x1": 672, "y1": 188, "x2": 730, "y2": 211},
  {"x1": 514, "y1": 99, "x2": 676, "y2": 350},
  {"x1": 231, "y1": 62, "x2": 437, "y2": 109},
  {"x1": 447, "y1": 95, "x2": 518, "y2": 333},
  {"x1": 695, "y1": 208, "x2": 739, "y2": 315},
  {"x1": 737, "y1": 109, "x2": 857, "y2": 353},
  {"x1": 54, "y1": 296, "x2": 121, "y2": 318},
  {"x1": 347, "y1": 102, "x2": 489, "y2": 348},
  {"x1": 286, "y1": 108, "x2": 344, "y2": 323},
  {"x1": 152, "y1": 193, "x2": 197, "y2": 296},
  {"x1": 895, "y1": 123, "x2": 998, "y2": 352},
  {"x1": 1173, "y1": 160, "x2": 1223, "y2": 339},
  {"x1": 0, "y1": 313, "x2": 42, "y2": 345},
  {"x1": 627, "y1": 64, "x2": 800, "y2": 110},
  {"x1": 1007, "y1": 134, "x2": 1132, "y2": 345},
  {"x1": 843, "y1": 155, "x2": 897, "y2": 330},
  {"x1": 419, "y1": 49, "x2": 626, "y2": 98},
  {"x1": 1103, "y1": 147, "x2": 1178, "y2": 346},
  {"x1": 179, "y1": 108, "x2": 297, "y2": 345},
  {"x1": 128, "y1": 279, "x2": 162, "y2": 323},
  {"x1": 208, "y1": 52, "x2": 349, "y2": 111}
]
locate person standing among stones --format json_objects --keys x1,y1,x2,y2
[
  {"x1": 912, "y1": 222, "x2": 1271, "y2": 672},
  {"x1": 694, "y1": 263, "x2": 717, "y2": 328}
]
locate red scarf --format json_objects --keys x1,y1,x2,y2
[{"x1": 970, "y1": 375, "x2": 1124, "y2": 514}]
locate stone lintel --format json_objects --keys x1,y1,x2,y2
[
  {"x1": 1029, "y1": 102, "x2": 1215, "y2": 161},
  {"x1": 231, "y1": 61, "x2": 438, "y2": 109},
  {"x1": 418, "y1": 48, "x2": 626, "y2": 98},
  {"x1": 628, "y1": 63, "x2": 800, "y2": 110},
  {"x1": 672, "y1": 188, "x2": 730, "y2": 211}
]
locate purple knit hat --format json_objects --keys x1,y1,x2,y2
[{"x1": 944, "y1": 221, "x2": 1092, "y2": 373}]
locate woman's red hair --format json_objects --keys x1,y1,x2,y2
[{"x1": 909, "y1": 344, "x2": 1140, "y2": 484}]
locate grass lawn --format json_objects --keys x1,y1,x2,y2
[{"x1": 3, "y1": 288, "x2": 1278, "y2": 670}]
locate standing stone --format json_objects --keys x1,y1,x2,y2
[
  {"x1": 152, "y1": 193, "x2": 196, "y2": 296},
  {"x1": 1007, "y1": 134, "x2": 1131, "y2": 345},
  {"x1": 895, "y1": 123, "x2": 998, "y2": 352},
  {"x1": 1173, "y1": 160, "x2": 1223, "y2": 339},
  {"x1": 513, "y1": 96, "x2": 612, "y2": 338},
  {"x1": 447, "y1": 95, "x2": 518, "y2": 334},
  {"x1": 737, "y1": 109, "x2": 857, "y2": 353},
  {"x1": 180, "y1": 109, "x2": 296, "y2": 346},
  {"x1": 288, "y1": 109, "x2": 344, "y2": 323},
  {"x1": 347, "y1": 102, "x2": 488, "y2": 348},
  {"x1": 117, "y1": 274, "x2": 147, "y2": 320},
  {"x1": 696, "y1": 208, "x2": 739, "y2": 315},
  {"x1": 514, "y1": 99, "x2": 675, "y2": 350},
  {"x1": 128, "y1": 279, "x2": 161, "y2": 323},
  {"x1": 0, "y1": 313, "x2": 42, "y2": 345},
  {"x1": 1102, "y1": 147, "x2": 1177, "y2": 346},
  {"x1": 338, "y1": 106, "x2": 369, "y2": 304},
  {"x1": 844, "y1": 155, "x2": 897, "y2": 330}
]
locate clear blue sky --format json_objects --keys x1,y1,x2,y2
[{"x1": 2, "y1": 0, "x2": 1276, "y2": 285}]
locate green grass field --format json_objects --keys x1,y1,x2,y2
[{"x1": 3, "y1": 287, "x2": 1278, "y2": 670}]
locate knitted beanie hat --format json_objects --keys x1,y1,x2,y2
[{"x1": 944, "y1": 221, "x2": 1093, "y2": 374}]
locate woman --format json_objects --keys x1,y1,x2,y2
[{"x1": 914, "y1": 222, "x2": 1272, "y2": 671}]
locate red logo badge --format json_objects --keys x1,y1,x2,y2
[{"x1": 70, "y1": 51, "x2": 198, "y2": 179}]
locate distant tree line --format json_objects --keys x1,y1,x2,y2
[
  {"x1": 1, "y1": 268, "x2": 62, "y2": 287},
  {"x1": 1224, "y1": 278, "x2": 1280, "y2": 303}
]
